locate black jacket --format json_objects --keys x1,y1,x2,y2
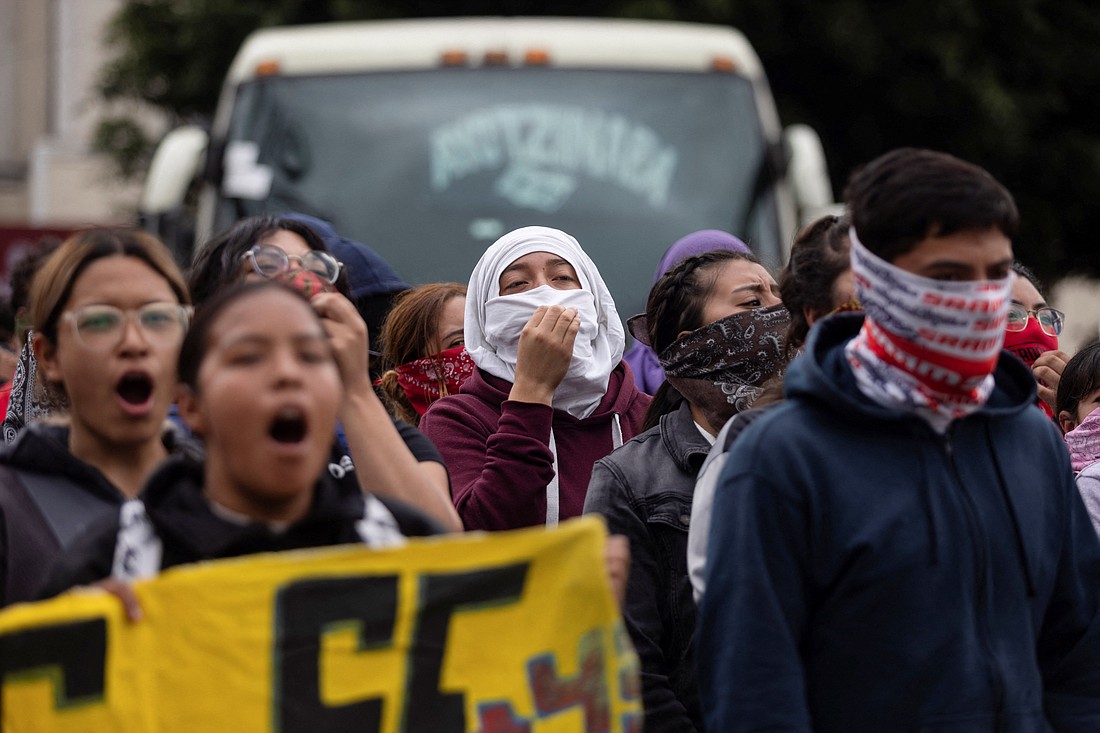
[
  {"x1": 40, "y1": 453, "x2": 442, "y2": 598},
  {"x1": 583, "y1": 400, "x2": 711, "y2": 733},
  {"x1": 0, "y1": 422, "x2": 198, "y2": 606}
]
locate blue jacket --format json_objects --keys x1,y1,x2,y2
[{"x1": 697, "y1": 313, "x2": 1100, "y2": 733}]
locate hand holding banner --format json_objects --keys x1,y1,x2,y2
[{"x1": 0, "y1": 517, "x2": 640, "y2": 732}]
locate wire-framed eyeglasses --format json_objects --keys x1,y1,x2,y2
[
  {"x1": 1005, "y1": 304, "x2": 1064, "y2": 337},
  {"x1": 62, "y1": 303, "x2": 192, "y2": 349},
  {"x1": 243, "y1": 243, "x2": 343, "y2": 284}
]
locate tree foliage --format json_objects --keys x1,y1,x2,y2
[{"x1": 95, "y1": 0, "x2": 1100, "y2": 281}]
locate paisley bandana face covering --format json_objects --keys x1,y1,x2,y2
[
  {"x1": 844, "y1": 229, "x2": 1014, "y2": 431},
  {"x1": 660, "y1": 304, "x2": 790, "y2": 429}
]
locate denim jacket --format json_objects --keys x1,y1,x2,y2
[{"x1": 583, "y1": 400, "x2": 711, "y2": 732}]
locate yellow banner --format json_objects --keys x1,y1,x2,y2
[{"x1": 0, "y1": 517, "x2": 640, "y2": 732}]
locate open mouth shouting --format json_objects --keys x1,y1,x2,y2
[
  {"x1": 115, "y1": 371, "x2": 155, "y2": 416},
  {"x1": 268, "y1": 405, "x2": 309, "y2": 446}
]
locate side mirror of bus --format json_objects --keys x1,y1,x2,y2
[
  {"x1": 140, "y1": 126, "x2": 209, "y2": 216},
  {"x1": 783, "y1": 124, "x2": 844, "y2": 225}
]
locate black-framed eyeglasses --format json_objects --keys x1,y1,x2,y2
[
  {"x1": 1005, "y1": 304, "x2": 1064, "y2": 337},
  {"x1": 243, "y1": 243, "x2": 343, "y2": 284},
  {"x1": 61, "y1": 303, "x2": 192, "y2": 349}
]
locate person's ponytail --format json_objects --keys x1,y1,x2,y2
[
  {"x1": 642, "y1": 381, "x2": 685, "y2": 431},
  {"x1": 376, "y1": 369, "x2": 420, "y2": 426}
]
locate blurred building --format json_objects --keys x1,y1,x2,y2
[{"x1": 0, "y1": 0, "x2": 163, "y2": 227}]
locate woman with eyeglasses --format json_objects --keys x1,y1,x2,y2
[
  {"x1": 188, "y1": 216, "x2": 348, "y2": 304},
  {"x1": 1005, "y1": 262, "x2": 1068, "y2": 419},
  {"x1": 187, "y1": 215, "x2": 462, "y2": 531},
  {"x1": 38, "y1": 281, "x2": 441, "y2": 611},
  {"x1": 0, "y1": 228, "x2": 195, "y2": 605}
]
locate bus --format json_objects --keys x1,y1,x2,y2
[{"x1": 140, "y1": 17, "x2": 837, "y2": 321}]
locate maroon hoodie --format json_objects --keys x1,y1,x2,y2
[{"x1": 420, "y1": 363, "x2": 650, "y2": 531}]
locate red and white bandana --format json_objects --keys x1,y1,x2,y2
[
  {"x1": 394, "y1": 346, "x2": 476, "y2": 416},
  {"x1": 844, "y1": 229, "x2": 1014, "y2": 432}
]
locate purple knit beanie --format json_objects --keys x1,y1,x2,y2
[
  {"x1": 624, "y1": 230, "x2": 753, "y2": 393},
  {"x1": 652, "y1": 229, "x2": 751, "y2": 284}
]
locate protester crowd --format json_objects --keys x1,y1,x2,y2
[{"x1": 0, "y1": 147, "x2": 1098, "y2": 731}]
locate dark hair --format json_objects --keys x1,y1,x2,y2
[
  {"x1": 377, "y1": 282, "x2": 467, "y2": 426},
  {"x1": 0, "y1": 299, "x2": 13, "y2": 344},
  {"x1": 1011, "y1": 261, "x2": 1045, "y2": 298},
  {"x1": 187, "y1": 215, "x2": 348, "y2": 307},
  {"x1": 178, "y1": 280, "x2": 315, "y2": 391},
  {"x1": 641, "y1": 249, "x2": 758, "y2": 430},
  {"x1": 9, "y1": 236, "x2": 62, "y2": 346},
  {"x1": 31, "y1": 228, "x2": 190, "y2": 344},
  {"x1": 1055, "y1": 341, "x2": 1100, "y2": 423},
  {"x1": 10, "y1": 236, "x2": 62, "y2": 315},
  {"x1": 778, "y1": 214, "x2": 852, "y2": 356},
  {"x1": 844, "y1": 148, "x2": 1018, "y2": 263}
]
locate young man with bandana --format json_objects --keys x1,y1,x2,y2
[{"x1": 696, "y1": 148, "x2": 1100, "y2": 733}]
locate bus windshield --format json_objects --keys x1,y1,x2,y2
[{"x1": 218, "y1": 66, "x2": 779, "y2": 321}]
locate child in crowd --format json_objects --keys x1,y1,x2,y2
[{"x1": 1056, "y1": 341, "x2": 1100, "y2": 536}]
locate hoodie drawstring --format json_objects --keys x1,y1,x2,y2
[
  {"x1": 545, "y1": 413, "x2": 623, "y2": 528},
  {"x1": 111, "y1": 498, "x2": 163, "y2": 582},
  {"x1": 546, "y1": 430, "x2": 559, "y2": 526}
]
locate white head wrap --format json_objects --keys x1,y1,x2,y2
[{"x1": 464, "y1": 226, "x2": 625, "y2": 418}]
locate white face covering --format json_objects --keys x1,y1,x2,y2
[
  {"x1": 483, "y1": 285, "x2": 601, "y2": 377},
  {"x1": 465, "y1": 226, "x2": 625, "y2": 419}
]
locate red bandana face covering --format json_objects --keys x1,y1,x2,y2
[
  {"x1": 844, "y1": 230, "x2": 1013, "y2": 431},
  {"x1": 1003, "y1": 321, "x2": 1058, "y2": 417},
  {"x1": 1003, "y1": 319, "x2": 1058, "y2": 369},
  {"x1": 394, "y1": 346, "x2": 476, "y2": 416},
  {"x1": 272, "y1": 269, "x2": 336, "y2": 298}
]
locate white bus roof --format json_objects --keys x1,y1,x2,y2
[{"x1": 225, "y1": 16, "x2": 766, "y2": 84}]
